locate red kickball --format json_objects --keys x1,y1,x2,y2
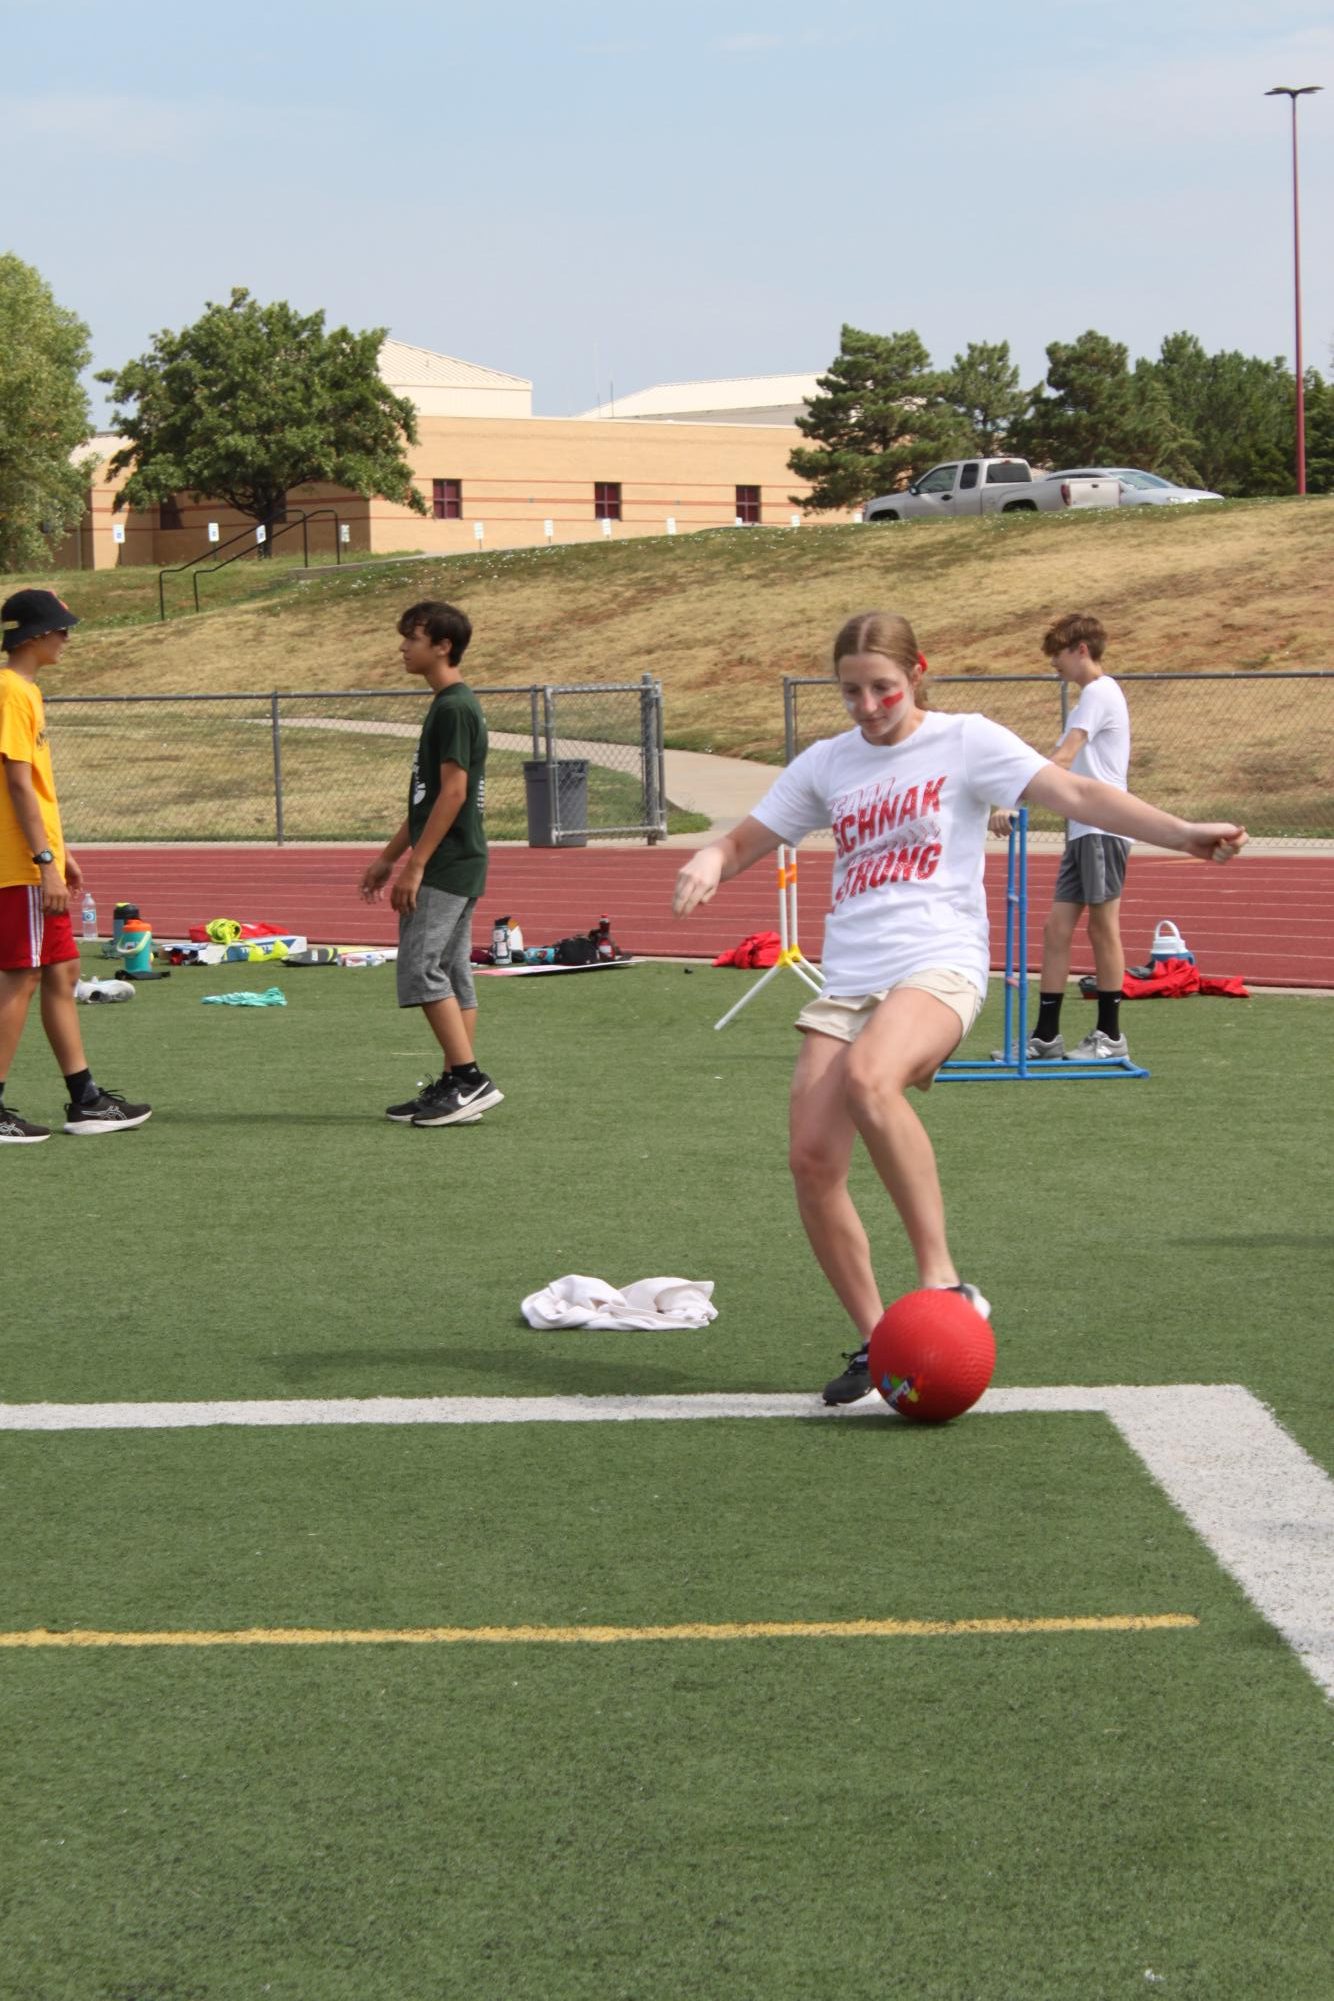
[{"x1": 868, "y1": 1290, "x2": 996, "y2": 1423}]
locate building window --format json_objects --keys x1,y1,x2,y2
[
  {"x1": 433, "y1": 478, "x2": 462, "y2": 520},
  {"x1": 735, "y1": 485, "x2": 761, "y2": 524},
  {"x1": 594, "y1": 481, "x2": 622, "y2": 521},
  {"x1": 159, "y1": 496, "x2": 183, "y2": 531}
]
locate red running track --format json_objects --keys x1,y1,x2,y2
[{"x1": 75, "y1": 844, "x2": 1334, "y2": 987}]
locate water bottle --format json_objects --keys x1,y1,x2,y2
[
  {"x1": 492, "y1": 916, "x2": 512, "y2": 966},
  {"x1": 81, "y1": 891, "x2": 98, "y2": 940}
]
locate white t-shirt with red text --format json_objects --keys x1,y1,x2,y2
[
  {"x1": 751, "y1": 712, "x2": 1046, "y2": 997},
  {"x1": 1061, "y1": 674, "x2": 1131, "y2": 840}
]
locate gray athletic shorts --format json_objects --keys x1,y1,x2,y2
[
  {"x1": 1054, "y1": 833, "x2": 1130, "y2": 907},
  {"x1": 397, "y1": 886, "x2": 478, "y2": 1008}
]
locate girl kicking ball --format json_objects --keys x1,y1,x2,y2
[{"x1": 673, "y1": 611, "x2": 1246, "y2": 1404}]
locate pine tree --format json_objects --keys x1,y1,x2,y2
[
  {"x1": 939, "y1": 340, "x2": 1026, "y2": 455},
  {"x1": 788, "y1": 325, "x2": 965, "y2": 510}
]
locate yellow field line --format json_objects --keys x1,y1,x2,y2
[{"x1": 0, "y1": 1614, "x2": 1198, "y2": 1650}]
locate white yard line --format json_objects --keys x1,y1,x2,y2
[{"x1": 4, "y1": 1384, "x2": 1331, "y2": 1698}]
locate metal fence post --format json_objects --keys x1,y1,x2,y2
[
  {"x1": 270, "y1": 692, "x2": 285, "y2": 845},
  {"x1": 1059, "y1": 680, "x2": 1070, "y2": 732},
  {"x1": 783, "y1": 676, "x2": 798, "y2": 763},
  {"x1": 640, "y1": 672, "x2": 663, "y2": 844},
  {"x1": 542, "y1": 684, "x2": 557, "y2": 844},
  {"x1": 529, "y1": 687, "x2": 541, "y2": 758}
]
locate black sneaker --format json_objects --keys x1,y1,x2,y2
[
  {"x1": 411, "y1": 1072, "x2": 504, "y2": 1127},
  {"x1": 386, "y1": 1076, "x2": 447, "y2": 1124},
  {"x1": 822, "y1": 1344, "x2": 872, "y2": 1405},
  {"x1": 63, "y1": 1088, "x2": 152, "y2": 1135},
  {"x1": 0, "y1": 1105, "x2": 51, "y2": 1144}
]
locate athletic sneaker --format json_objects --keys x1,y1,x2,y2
[
  {"x1": 63, "y1": 1088, "x2": 152, "y2": 1135},
  {"x1": 1069, "y1": 1030, "x2": 1130, "y2": 1062},
  {"x1": 412, "y1": 1072, "x2": 504, "y2": 1127},
  {"x1": 822, "y1": 1346, "x2": 872, "y2": 1405},
  {"x1": 0, "y1": 1105, "x2": 51, "y2": 1144},
  {"x1": 990, "y1": 1033, "x2": 1065, "y2": 1062},
  {"x1": 821, "y1": 1281, "x2": 992, "y2": 1407},
  {"x1": 386, "y1": 1076, "x2": 448, "y2": 1124}
]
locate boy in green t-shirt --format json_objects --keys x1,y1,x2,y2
[{"x1": 359, "y1": 601, "x2": 503, "y2": 1128}]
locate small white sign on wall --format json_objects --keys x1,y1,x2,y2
[
  {"x1": 111, "y1": 523, "x2": 126, "y2": 545},
  {"x1": 543, "y1": 519, "x2": 554, "y2": 540},
  {"x1": 474, "y1": 522, "x2": 485, "y2": 542},
  {"x1": 256, "y1": 524, "x2": 267, "y2": 544},
  {"x1": 601, "y1": 519, "x2": 612, "y2": 538},
  {"x1": 339, "y1": 524, "x2": 350, "y2": 545},
  {"x1": 790, "y1": 513, "x2": 801, "y2": 528},
  {"x1": 666, "y1": 517, "x2": 676, "y2": 535},
  {"x1": 207, "y1": 522, "x2": 220, "y2": 543}
]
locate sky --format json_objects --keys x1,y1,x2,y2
[{"x1": 5, "y1": 0, "x2": 1331, "y2": 424}]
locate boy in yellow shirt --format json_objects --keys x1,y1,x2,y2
[{"x1": 0, "y1": 589, "x2": 151, "y2": 1141}]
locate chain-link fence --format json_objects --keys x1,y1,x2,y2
[
  {"x1": 46, "y1": 679, "x2": 668, "y2": 845},
  {"x1": 784, "y1": 672, "x2": 1334, "y2": 843}
]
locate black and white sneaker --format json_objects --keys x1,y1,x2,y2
[
  {"x1": 934, "y1": 1280, "x2": 993, "y2": 1321},
  {"x1": 63, "y1": 1088, "x2": 152, "y2": 1135},
  {"x1": 386, "y1": 1076, "x2": 448, "y2": 1124},
  {"x1": 412, "y1": 1072, "x2": 503, "y2": 1127},
  {"x1": 822, "y1": 1344, "x2": 872, "y2": 1405},
  {"x1": 0, "y1": 1105, "x2": 51, "y2": 1144}
]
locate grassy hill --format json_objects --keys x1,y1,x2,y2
[{"x1": 22, "y1": 497, "x2": 1334, "y2": 762}]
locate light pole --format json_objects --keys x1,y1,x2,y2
[{"x1": 1265, "y1": 84, "x2": 1322, "y2": 494}]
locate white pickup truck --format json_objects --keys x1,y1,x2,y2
[{"x1": 862, "y1": 457, "x2": 1120, "y2": 521}]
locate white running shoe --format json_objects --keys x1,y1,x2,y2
[{"x1": 1069, "y1": 1030, "x2": 1130, "y2": 1062}]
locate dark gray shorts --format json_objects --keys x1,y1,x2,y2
[
  {"x1": 1054, "y1": 834, "x2": 1130, "y2": 907},
  {"x1": 397, "y1": 887, "x2": 478, "y2": 1008}
]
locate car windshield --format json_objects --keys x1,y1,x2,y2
[{"x1": 1107, "y1": 469, "x2": 1173, "y2": 490}]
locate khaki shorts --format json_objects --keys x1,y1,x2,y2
[{"x1": 795, "y1": 968, "x2": 984, "y2": 1046}]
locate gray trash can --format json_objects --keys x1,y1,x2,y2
[{"x1": 523, "y1": 758, "x2": 589, "y2": 848}]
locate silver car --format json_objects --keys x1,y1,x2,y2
[{"x1": 1049, "y1": 467, "x2": 1223, "y2": 506}]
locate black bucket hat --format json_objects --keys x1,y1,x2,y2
[{"x1": 1, "y1": 588, "x2": 79, "y2": 653}]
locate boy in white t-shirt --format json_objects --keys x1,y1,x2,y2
[
  {"x1": 675, "y1": 610, "x2": 1246, "y2": 1404},
  {"x1": 992, "y1": 613, "x2": 1132, "y2": 1061}
]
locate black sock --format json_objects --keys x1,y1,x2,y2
[
  {"x1": 1096, "y1": 991, "x2": 1123, "y2": 1039},
  {"x1": 64, "y1": 1069, "x2": 95, "y2": 1105},
  {"x1": 451, "y1": 1061, "x2": 482, "y2": 1085},
  {"x1": 1034, "y1": 993, "x2": 1064, "y2": 1042}
]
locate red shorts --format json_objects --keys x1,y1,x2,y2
[{"x1": 0, "y1": 884, "x2": 79, "y2": 971}]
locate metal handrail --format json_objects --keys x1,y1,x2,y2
[
  {"x1": 191, "y1": 510, "x2": 344, "y2": 613},
  {"x1": 156, "y1": 509, "x2": 344, "y2": 621}
]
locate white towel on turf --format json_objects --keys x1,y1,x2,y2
[{"x1": 521, "y1": 1274, "x2": 717, "y2": 1332}]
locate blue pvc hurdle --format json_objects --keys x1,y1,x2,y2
[{"x1": 937, "y1": 809, "x2": 1150, "y2": 1083}]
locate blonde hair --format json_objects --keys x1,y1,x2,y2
[{"x1": 832, "y1": 611, "x2": 929, "y2": 708}]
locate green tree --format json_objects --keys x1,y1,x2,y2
[
  {"x1": 98, "y1": 288, "x2": 427, "y2": 547},
  {"x1": 0, "y1": 254, "x2": 93, "y2": 571},
  {"x1": 1010, "y1": 328, "x2": 1196, "y2": 476},
  {"x1": 1150, "y1": 332, "x2": 1295, "y2": 495},
  {"x1": 939, "y1": 339, "x2": 1026, "y2": 455},
  {"x1": 788, "y1": 324, "x2": 965, "y2": 510},
  {"x1": 1304, "y1": 369, "x2": 1334, "y2": 495}
]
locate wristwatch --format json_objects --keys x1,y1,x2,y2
[{"x1": 32, "y1": 848, "x2": 55, "y2": 865}]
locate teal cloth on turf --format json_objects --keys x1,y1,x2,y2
[{"x1": 201, "y1": 987, "x2": 287, "y2": 1007}]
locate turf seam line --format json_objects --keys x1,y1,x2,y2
[{"x1": 0, "y1": 1614, "x2": 1201, "y2": 1650}]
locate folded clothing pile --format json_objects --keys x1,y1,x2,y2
[{"x1": 520, "y1": 1274, "x2": 717, "y2": 1331}]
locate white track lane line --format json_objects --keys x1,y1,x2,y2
[{"x1": 3, "y1": 1384, "x2": 1331, "y2": 1698}]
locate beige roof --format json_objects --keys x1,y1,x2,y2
[
  {"x1": 70, "y1": 433, "x2": 128, "y2": 468},
  {"x1": 578, "y1": 373, "x2": 819, "y2": 420},
  {"x1": 378, "y1": 339, "x2": 531, "y2": 392}
]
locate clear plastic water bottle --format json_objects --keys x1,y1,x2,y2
[
  {"x1": 492, "y1": 916, "x2": 512, "y2": 966},
  {"x1": 81, "y1": 891, "x2": 97, "y2": 940}
]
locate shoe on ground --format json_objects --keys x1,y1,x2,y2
[
  {"x1": 0, "y1": 1105, "x2": 51, "y2": 1144},
  {"x1": 990, "y1": 1033, "x2": 1065, "y2": 1062},
  {"x1": 412, "y1": 1073, "x2": 504, "y2": 1127},
  {"x1": 1069, "y1": 1030, "x2": 1130, "y2": 1062},
  {"x1": 386, "y1": 1075, "x2": 449, "y2": 1124},
  {"x1": 63, "y1": 1088, "x2": 152, "y2": 1135},
  {"x1": 822, "y1": 1345, "x2": 872, "y2": 1405}
]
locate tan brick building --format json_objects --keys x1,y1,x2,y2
[{"x1": 56, "y1": 345, "x2": 846, "y2": 569}]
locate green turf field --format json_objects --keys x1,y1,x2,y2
[{"x1": 2, "y1": 958, "x2": 1332, "y2": 2000}]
